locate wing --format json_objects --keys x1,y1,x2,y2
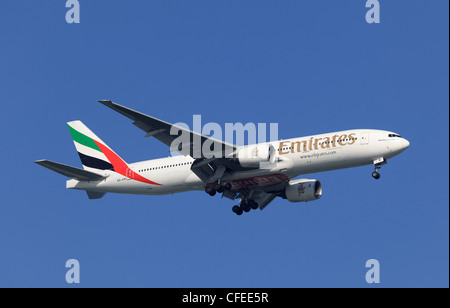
[
  {"x1": 99, "y1": 100, "x2": 255, "y2": 183},
  {"x1": 98, "y1": 100, "x2": 237, "y2": 159}
]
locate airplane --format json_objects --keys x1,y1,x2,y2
[{"x1": 35, "y1": 100, "x2": 410, "y2": 215}]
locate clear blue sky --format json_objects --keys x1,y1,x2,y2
[{"x1": 0, "y1": 1, "x2": 448, "y2": 287}]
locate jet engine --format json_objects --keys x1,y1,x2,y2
[
  {"x1": 236, "y1": 144, "x2": 277, "y2": 168},
  {"x1": 285, "y1": 179, "x2": 322, "y2": 203}
]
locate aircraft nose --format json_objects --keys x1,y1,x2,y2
[{"x1": 402, "y1": 138, "x2": 410, "y2": 150}]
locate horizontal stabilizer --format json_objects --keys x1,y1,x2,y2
[{"x1": 34, "y1": 160, "x2": 105, "y2": 182}]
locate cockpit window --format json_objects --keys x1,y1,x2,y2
[{"x1": 388, "y1": 134, "x2": 401, "y2": 138}]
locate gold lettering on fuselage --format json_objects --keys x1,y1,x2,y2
[
  {"x1": 279, "y1": 133, "x2": 358, "y2": 155},
  {"x1": 321, "y1": 137, "x2": 331, "y2": 149},
  {"x1": 291, "y1": 141, "x2": 308, "y2": 153},
  {"x1": 314, "y1": 138, "x2": 322, "y2": 150},
  {"x1": 278, "y1": 141, "x2": 290, "y2": 155},
  {"x1": 348, "y1": 133, "x2": 356, "y2": 145},
  {"x1": 338, "y1": 134, "x2": 347, "y2": 146}
]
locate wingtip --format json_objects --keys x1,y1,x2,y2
[
  {"x1": 98, "y1": 100, "x2": 113, "y2": 106},
  {"x1": 67, "y1": 120, "x2": 82, "y2": 126}
]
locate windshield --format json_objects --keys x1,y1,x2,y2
[{"x1": 388, "y1": 134, "x2": 401, "y2": 138}]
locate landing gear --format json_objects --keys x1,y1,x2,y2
[
  {"x1": 205, "y1": 181, "x2": 232, "y2": 196},
  {"x1": 248, "y1": 200, "x2": 259, "y2": 210},
  {"x1": 205, "y1": 186, "x2": 216, "y2": 196},
  {"x1": 372, "y1": 163, "x2": 382, "y2": 180},
  {"x1": 212, "y1": 182, "x2": 221, "y2": 192},
  {"x1": 372, "y1": 171, "x2": 381, "y2": 180},
  {"x1": 371, "y1": 158, "x2": 387, "y2": 180},
  {"x1": 232, "y1": 200, "x2": 259, "y2": 215},
  {"x1": 207, "y1": 181, "x2": 258, "y2": 216},
  {"x1": 221, "y1": 182, "x2": 232, "y2": 191},
  {"x1": 242, "y1": 202, "x2": 251, "y2": 213},
  {"x1": 232, "y1": 205, "x2": 243, "y2": 216}
]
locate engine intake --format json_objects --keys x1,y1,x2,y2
[{"x1": 285, "y1": 179, "x2": 322, "y2": 203}]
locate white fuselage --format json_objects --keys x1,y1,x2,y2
[{"x1": 67, "y1": 129, "x2": 410, "y2": 195}]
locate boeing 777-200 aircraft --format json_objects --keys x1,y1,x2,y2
[{"x1": 35, "y1": 101, "x2": 410, "y2": 215}]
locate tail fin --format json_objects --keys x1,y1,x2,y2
[
  {"x1": 67, "y1": 121, "x2": 128, "y2": 173},
  {"x1": 67, "y1": 121, "x2": 162, "y2": 186}
]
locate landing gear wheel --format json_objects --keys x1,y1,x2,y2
[
  {"x1": 213, "y1": 183, "x2": 221, "y2": 191},
  {"x1": 205, "y1": 186, "x2": 213, "y2": 194},
  {"x1": 241, "y1": 202, "x2": 251, "y2": 213},
  {"x1": 249, "y1": 200, "x2": 259, "y2": 210},
  {"x1": 372, "y1": 171, "x2": 381, "y2": 180},
  {"x1": 232, "y1": 205, "x2": 243, "y2": 216},
  {"x1": 208, "y1": 190, "x2": 217, "y2": 196},
  {"x1": 221, "y1": 182, "x2": 232, "y2": 190},
  {"x1": 372, "y1": 163, "x2": 382, "y2": 180}
]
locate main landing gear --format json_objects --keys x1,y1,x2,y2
[
  {"x1": 232, "y1": 200, "x2": 258, "y2": 216},
  {"x1": 205, "y1": 181, "x2": 258, "y2": 216},
  {"x1": 205, "y1": 181, "x2": 232, "y2": 196}
]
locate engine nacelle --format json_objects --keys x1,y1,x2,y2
[
  {"x1": 236, "y1": 144, "x2": 276, "y2": 168},
  {"x1": 285, "y1": 179, "x2": 322, "y2": 203}
]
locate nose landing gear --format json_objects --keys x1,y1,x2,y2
[
  {"x1": 371, "y1": 158, "x2": 387, "y2": 180},
  {"x1": 372, "y1": 170, "x2": 381, "y2": 179}
]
